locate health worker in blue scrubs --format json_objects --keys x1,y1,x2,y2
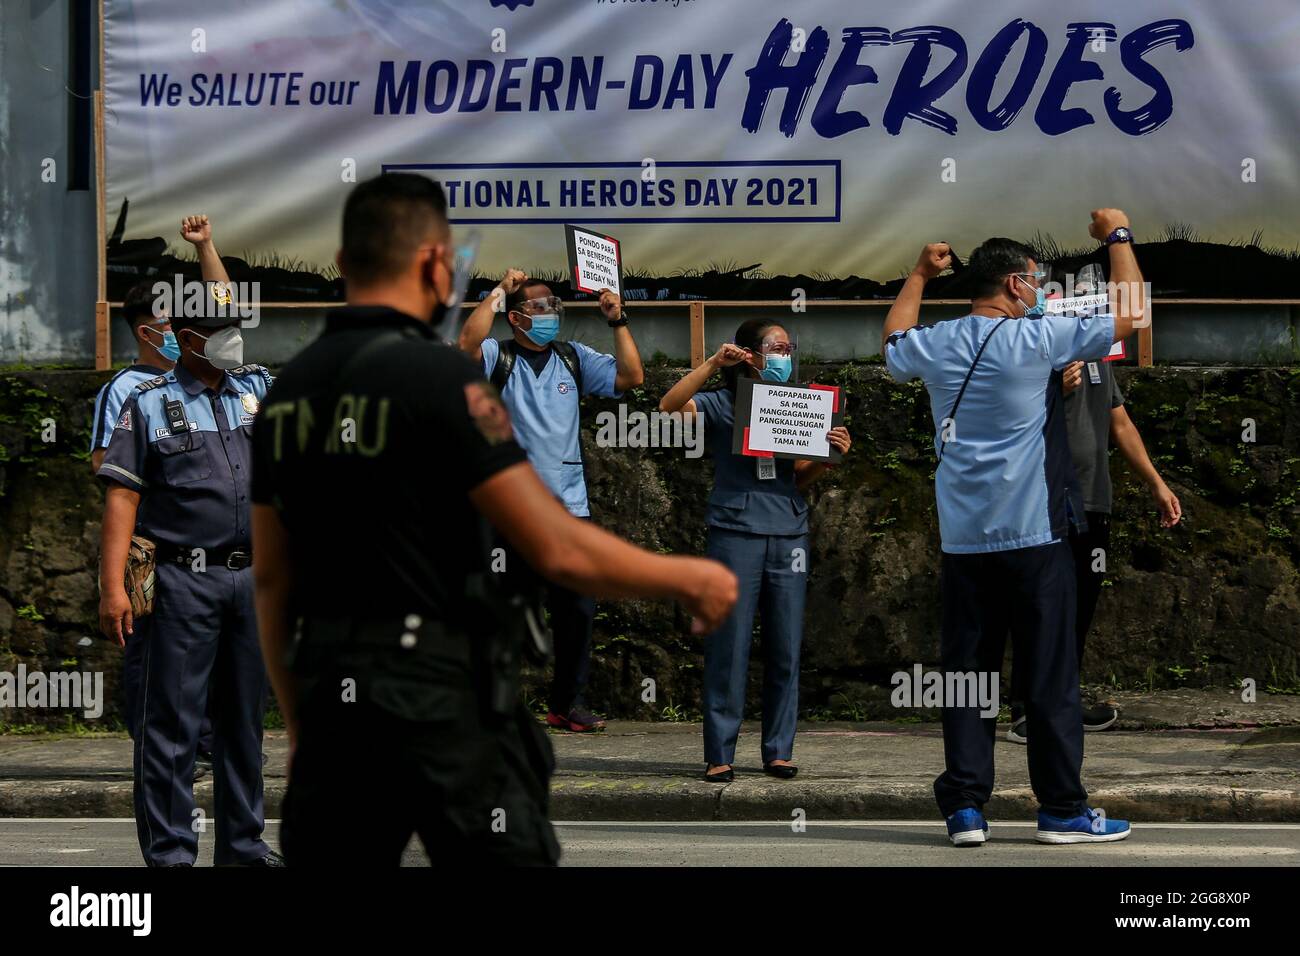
[{"x1": 659, "y1": 320, "x2": 851, "y2": 781}]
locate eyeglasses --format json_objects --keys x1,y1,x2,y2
[{"x1": 760, "y1": 341, "x2": 798, "y2": 356}]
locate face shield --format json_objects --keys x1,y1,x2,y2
[
  {"x1": 516, "y1": 295, "x2": 564, "y2": 322},
  {"x1": 441, "y1": 230, "x2": 480, "y2": 333},
  {"x1": 758, "y1": 331, "x2": 798, "y2": 384}
]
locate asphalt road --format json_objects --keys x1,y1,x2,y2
[{"x1": 1, "y1": 820, "x2": 1297, "y2": 867}]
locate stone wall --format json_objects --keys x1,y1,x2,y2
[{"x1": 1, "y1": 364, "x2": 1298, "y2": 726}]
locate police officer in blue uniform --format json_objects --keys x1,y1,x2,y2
[
  {"x1": 97, "y1": 283, "x2": 281, "y2": 867},
  {"x1": 90, "y1": 282, "x2": 176, "y2": 475},
  {"x1": 96, "y1": 214, "x2": 229, "y2": 764},
  {"x1": 91, "y1": 281, "x2": 176, "y2": 748}
]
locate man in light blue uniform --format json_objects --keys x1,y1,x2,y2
[
  {"x1": 881, "y1": 210, "x2": 1144, "y2": 847},
  {"x1": 90, "y1": 282, "x2": 176, "y2": 475},
  {"x1": 459, "y1": 271, "x2": 643, "y2": 731},
  {"x1": 97, "y1": 288, "x2": 280, "y2": 866}
]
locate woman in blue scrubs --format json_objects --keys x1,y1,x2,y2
[{"x1": 659, "y1": 320, "x2": 851, "y2": 781}]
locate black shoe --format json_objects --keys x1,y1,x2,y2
[
  {"x1": 703, "y1": 765, "x2": 734, "y2": 783},
  {"x1": 764, "y1": 763, "x2": 798, "y2": 780},
  {"x1": 1006, "y1": 717, "x2": 1027, "y2": 745},
  {"x1": 1083, "y1": 703, "x2": 1119, "y2": 732},
  {"x1": 228, "y1": 849, "x2": 285, "y2": 867}
]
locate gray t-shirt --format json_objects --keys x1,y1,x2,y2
[{"x1": 1064, "y1": 359, "x2": 1124, "y2": 514}]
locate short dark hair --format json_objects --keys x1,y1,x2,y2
[
  {"x1": 506, "y1": 280, "x2": 553, "y2": 316},
  {"x1": 340, "y1": 173, "x2": 448, "y2": 285},
  {"x1": 967, "y1": 238, "x2": 1039, "y2": 299},
  {"x1": 121, "y1": 281, "x2": 160, "y2": 336}
]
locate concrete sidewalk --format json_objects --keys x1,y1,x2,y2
[{"x1": 1, "y1": 689, "x2": 1297, "y2": 822}]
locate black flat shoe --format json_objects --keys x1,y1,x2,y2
[
  {"x1": 703, "y1": 766, "x2": 734, "y2": 783},
  {"x1": 764, "y1": 763, "x2": 798, "y2": 779}
]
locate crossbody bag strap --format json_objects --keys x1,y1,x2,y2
[{"x1": 938, "y1": 317, "x2": 1009, "y2": 463}]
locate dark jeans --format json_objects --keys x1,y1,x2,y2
[
  {"x1": 933, "y1": 541, "x2": 1087, "y2": 819},
  {"x1": 546, "y1": 583, "x2": 596, "y2": 715},
  {"x1": 1010, "y1": 512, "x2": 1110, "y2": 720}
]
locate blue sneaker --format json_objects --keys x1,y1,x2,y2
[
  {"x1": 945, "y1": 808, "x2": 989, "y2": 847},
  {"x1": 1036, "y1": 807, "x2": 1131, "y2": 844}
]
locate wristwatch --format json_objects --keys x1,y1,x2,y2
[
  {"x1": 1104, "y1": 226, "x2": 1133, "y2": 246},
  {"x1": 607, "y1": 311, "x2": 629, "y2": 328}
]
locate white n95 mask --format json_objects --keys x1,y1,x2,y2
[{"x1": 190, "y1": 326, "x2": 245, "y2": 370}]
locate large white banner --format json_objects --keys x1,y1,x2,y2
[{"x1": 104, "y1": 0, "x2": 1300, "y2": 300}]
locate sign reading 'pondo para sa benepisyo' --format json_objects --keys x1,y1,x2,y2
[
  {"x1": 565, "y1": 224, "x2": 622, "y2": 297},
  {"x1": 732, "y1": 379, "x2": 844, "y2": 463}
]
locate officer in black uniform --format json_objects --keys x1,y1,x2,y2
[
  {"x1": 98, "y1": 286, "x2": 281, "y2": 867},
  {"x1": 250, "y1": 173, "x2": 737, "y2": 866}
]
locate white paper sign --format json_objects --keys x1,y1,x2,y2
[
  {"x1": 1044, "y1": 292, "x2": 1109, "y2": 316},
  {"x1": 746, "y1": 383, "x2": 834, "y2": 458},
  {"x1": 569, "y1": 227, "x2": 621, "y2": 297}
]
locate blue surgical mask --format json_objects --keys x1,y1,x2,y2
[
  {"x1": 760, "y1": 354, "x2": 793, "y2": 382},
  {"x1": 145, "y1": 326, "x2": 181, "y2": 362},
  {"x1": 1015, "y1": 274, "x2": 1046, "y2": 318},
  {"x1": 523, "y1": 313, "x2": 560, "y2": 347}
]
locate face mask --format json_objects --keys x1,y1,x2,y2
[
  {"x1": 760, "y1": 354, "x2": 793, "y2": 382},
  {"x1": 145, "y1": 326, "x2": 181, "y2": 363},
  {"x1": 1015, "y1": 275, "x2": 1046, "y2": 318},
  {"x1": 522, "y1": 313, "x2": 560, "y2": 347},
  {"x1": 189, "y1": 326, "x2": 245, "y2": 370}
]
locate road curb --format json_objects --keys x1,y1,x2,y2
[{"x1": 4, "y1": 779, "x2": 1296, "y2": 823}]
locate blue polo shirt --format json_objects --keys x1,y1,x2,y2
[
  {"x1": 885, "y1": 312, "x2": 1115, "y2": 554},
  {"x1": 481, "y1": 337, "x2": 619, "y2": 516}
]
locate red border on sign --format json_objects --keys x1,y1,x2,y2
[
  {"x1": 742, "y1": 426, "x2": 774, "y2": 458},
  {"x1": 807, "y1": 383, "x2": 841, "y2": 412}
]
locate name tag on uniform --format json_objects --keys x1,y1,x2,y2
[
  {"x1": 1087, "y1": 362, "x2": 1102, "y2": 385},
  {"x1": 756, "y1": 458, "x2": 776, "y2": 480}
]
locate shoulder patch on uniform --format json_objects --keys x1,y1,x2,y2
[
  {"x1": 135, "y1": 375, "x2": 169, "y2": 392},
  {"x1": 231, "y1": 363, "x2": 274, "y2": 389},
  {"x1": 464, "y1": 381, "x2": 514, "y2": 445},
  {"x1": 116, "y1": 409, "x2": 132, "y2": 431}
]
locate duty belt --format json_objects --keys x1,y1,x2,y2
[
  {"x1": 299, "y1": 614, "x2": 473, "y2": 666},
  {"x1": 154, "y1": 542, "x2": 253, "y2": 570}
]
